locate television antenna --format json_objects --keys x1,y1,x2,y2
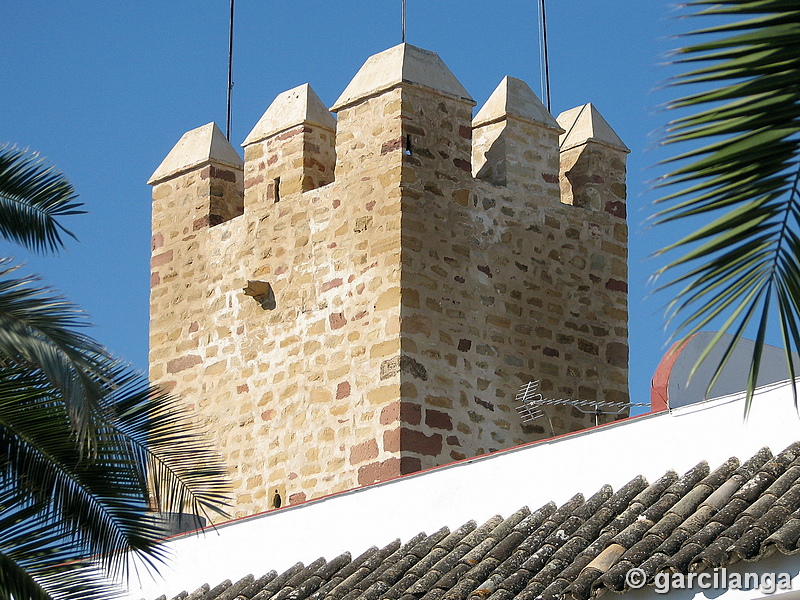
[{"x1": 515, "y1": 380, "x2": 648, "y2": 430}]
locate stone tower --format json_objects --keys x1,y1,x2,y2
[{"x1": 148, "y1": 44, "x2": 630, "y2": 518}]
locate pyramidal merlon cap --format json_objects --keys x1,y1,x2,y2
[
  {"x1": 473, "y1": 76, "x2": 563, "y2": 132},
  {"x1": 556, "y1": 104, "x2": 630, "y2": 153},
  {"x1": 148, "y1": 122, "x2": 243, "y2": 185},
  {"x1": 331, "y1": 43, "x2": 474, "y2": 112},
  {"x1": 243, "y1": 83, "x2": 336, "y2": 147}
]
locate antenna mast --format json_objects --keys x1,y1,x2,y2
[
  {"x1": 537, "y1": 0, "x2": 551, "y2": 111},
  {"x1": 401, "y1": 0, "x2": 406, "y2": 43},
  {"x1": 226, "y1": 0, "x2": 235, "y2": 140}
]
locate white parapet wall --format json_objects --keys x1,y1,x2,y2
[{"x1": 126, "y1": 381, "x2": 800, "y2": 600}]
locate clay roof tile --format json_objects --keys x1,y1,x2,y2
[{"x1": 157, "y1": 443, "x2": 800, "y2": 600}]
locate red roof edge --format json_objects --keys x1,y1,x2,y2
[{"x1": 650, "y1": 334, "x2": 700, "y2": 412}]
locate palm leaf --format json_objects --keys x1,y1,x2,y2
[
  {"x1": 0, "y1": 489, "x2": 123, "y2": 600},
  {"x1": 0, "y1": 365, "x2": 161, "y2": 580},
  {"x1": 0, "y1": 360, "x2": 230, "y2": 583},
  {"x1": 0, "y1": 269, "x2": 229, "y2": 591},
  {"x1": 0, "y1": 146, "x2": 83, "y2": 254},
  {"x1": 105, "y1": 377, "x2": 231, "y2": 524},
  {"x1": 0, "y1": 261, "x2": 114, "y2": 451},
  {"x1": 0, "y1": 143, "x2": 230, "y2": 594},
  {"x1": 654, "y1": 0, "x2": 800, "y2": 414}
]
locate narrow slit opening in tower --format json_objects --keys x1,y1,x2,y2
[{"x1": 273, "y1": 177, "x2": 281, "y2": 203}]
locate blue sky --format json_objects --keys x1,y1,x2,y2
[{"x1": 2, "y1": 1, "x2": 692, "y2": 408}]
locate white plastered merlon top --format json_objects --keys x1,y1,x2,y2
[
  {"x1": 473, "y1": 76, "x2": 563, "y2": 132},
  {"x1": 242, "y1": 83, "x2": 337, "y2": 147},
  {"x1": 148, "y1": 122, "x2": 243, "y2": 185},
  {"x1": 557, "y1": 103, "x2": 630, "y2": 153},
  {"x1": 330, "y1": 43, "x2": 475, "y2": 112}
]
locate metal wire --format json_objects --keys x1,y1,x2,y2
[
  {"x1": 402, "y1": 0, "x2": 406, "y2": 43},
  {"x1": 226, "y1": 0, "x2": 235, "y2": 141},
  {"x1": 559, "y1": 103, "x2": 588, "y2": 150},
  {"x1": 538, "y1": 0, "x2": 551, "y2": 111}
]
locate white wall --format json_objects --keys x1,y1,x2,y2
[
  {"x1": 662, "y1": 332, "x2": 800, "y2": 408},
  {"x1": 125, "y1": 381, "x2": 800, "y2": 600}
]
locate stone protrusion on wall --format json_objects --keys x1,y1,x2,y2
[
  {"x1": 472, "y1": 76, "x2": 563, "y2": 199},
  {"x1": 148, "y1": 122, "x2": 244, "y2": 232},
  {"x1": 242, "y1": 83, "x2": 336, "y2": 207},
  {"x1": 556, "y1": 103, "x2": 629, "y2": 214}
]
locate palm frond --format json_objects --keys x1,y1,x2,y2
[
  {"x1": 104, "y1": 376, "x2": 231, "y2": 524},
  {"x1": 0, "y1": 146, "x2": 84, "y2": 254},
  {"x1": 0, "y1": 360, "x2": 230, "y2": 582},
  {"x1": 0, "y1": 489, "x2": 124, "y2": 600},
  {"x1": 0, "y1": 261, "x2": 116, "y2": 451},
  {"x1": 0, "y1": 267, "x2": 229, "y2": 588},
  {"x1": 0, "y1": 364, "x2": 161, "y2": 580},
  {"x1": 0, "y1": 143, "x2": 230, "y2": 593},
  {"x1": 654, "y1": 0, "x2": 800, "y2": 414}
]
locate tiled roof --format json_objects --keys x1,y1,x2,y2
[{"x1": 153, "y1": 442, "x2": 800, "y2": 600}]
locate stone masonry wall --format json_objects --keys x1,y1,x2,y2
[
  {"x1": 149, "y1": 73, "x2": 628, "y2": 519},
  {"x1": 390, "y1": 87, "x2": 628, "y2": 474}
]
